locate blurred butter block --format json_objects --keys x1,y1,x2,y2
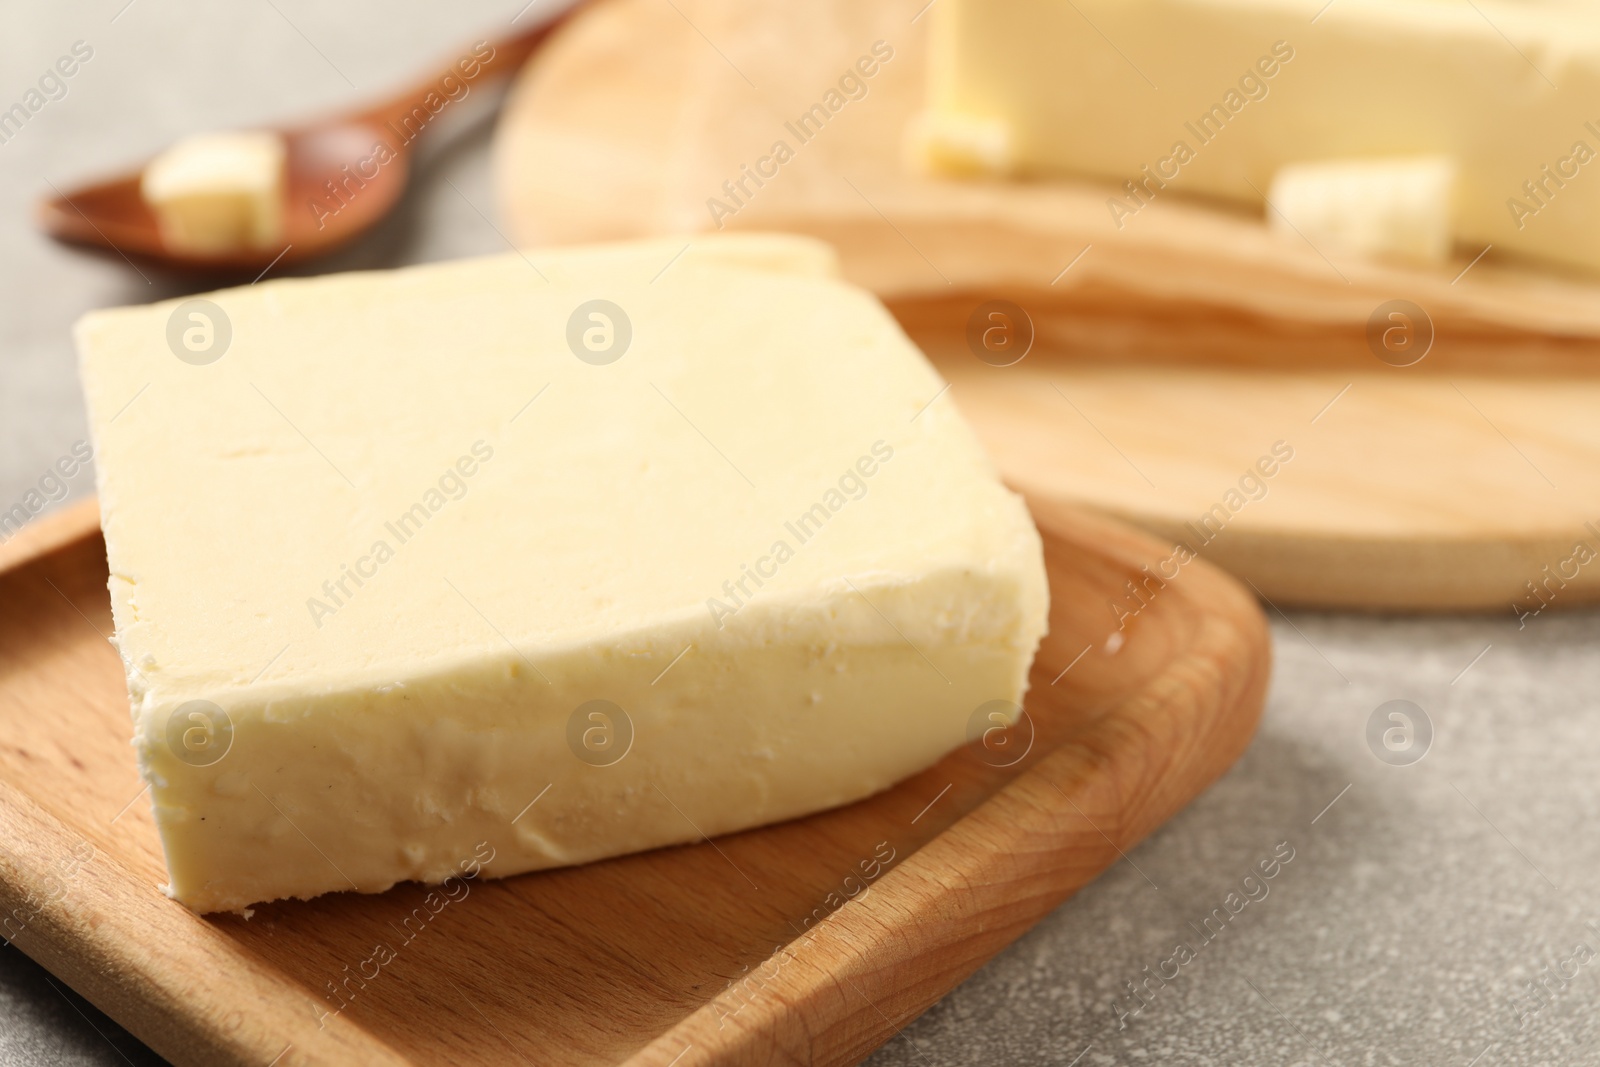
[
  {"x1": 141, "y1": 131, "x2": 285, "y2": 253},
  {"x1": 916, "y1": 0, "x2": 1600, "y2": 273},
  {"x1": 74, "y1": 233, "x2": 1049, "y2": 913},
  {"x1": 1269, "y1": 157, "x2": 1455, "y2": 264}
]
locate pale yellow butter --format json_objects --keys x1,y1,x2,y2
[
  {"x1": 917, "y1": 0, "x2": 1600, "y2": 273},
  {"x1": 1269, "y1": 157, "x2": 1456, "y2": 265},
  {"x1": 75, "y1": 234, "x2": 1049, "y2": 913},
  {"x1": 141, "y1": 130, "x2": 285, "y2": 253}
]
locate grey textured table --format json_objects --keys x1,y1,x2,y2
[{"x1": 4, "y1": 4, "x2": 1598, "y2": 1066}]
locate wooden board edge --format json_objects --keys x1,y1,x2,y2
[
  {"x1": 0, "y1": 496, "x2": 101, "y2": 577},
  {"x1": 1071, "y1": 508, "x2": 1591, "y2": 615},
  {"x1": 0, "y1": 776, "x2": 412, "y2": 1067},
  {"x1": 889, "y1": 289, "x2": 1600, "y2": 376},
  {"x1": 617, "y1": 504, "x2": 1271, "y2": 1066},
  {"x1": 979, "y1": 471, "x2": 1597, "y2": 614}
]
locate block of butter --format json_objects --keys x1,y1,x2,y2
[
  {"x1": 76, "y1": 234, "x2": 1048, "y2": 913},
  {"x1": 917, "y1": 0, "x2": 1600, "y2": 274},
  {"x1": 140, "y1": 130, "x2": 285, "y2": 254}
]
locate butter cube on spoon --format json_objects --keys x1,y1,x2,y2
[{"x1": 140, "y1": 130, "x2": 286, "y2": 254}]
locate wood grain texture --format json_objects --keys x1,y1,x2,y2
[
  {"x1": 0, "y1": 495, "x2": 98, "y2": 574},
  {"x1": 0, "y1": 496, "x2": 1267, "y2": 1066},
  {"x1": 916, "y1": 349, "x2": 1600, "y2": 612},
  {"x1": 491, "y1": 0, "x2": 1600, "y2": 611},
  {"x1": 493, "y1": 0, "x2": 1600, "y2": 371}
]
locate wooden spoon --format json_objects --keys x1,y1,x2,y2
[{"x1": 37, "y1": 4, "x2": 580, "y2": 275}]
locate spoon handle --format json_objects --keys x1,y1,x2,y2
[{"x1": 353, "y1": 2, "x2": 584, "y2": 135}]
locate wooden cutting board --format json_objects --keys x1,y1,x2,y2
[
  {"x1": 0, "y1": 496, "x2": 1266, "y2": 1067},
  {"x1": 491, "y1": 0, "x2": 1600, "y2": 612}
]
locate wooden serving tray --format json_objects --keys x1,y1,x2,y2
[
  {"x1": 492, "y1": 0, "x2": 1600, "y2": 612},
  {"x1": 0, "y1": 495, "x2": 1266, "y2": 1067}
]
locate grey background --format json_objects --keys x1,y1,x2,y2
[{"x1": 3, "y1": 3, "x2": 1597, "y2": 1065}]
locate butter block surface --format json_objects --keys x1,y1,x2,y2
[
  {"x1": 918, "y1": 0, "x2": 1600, "y2": 273},
  {"x1": 75, "y1": 234, "x2": 1048, "y2": 912}
]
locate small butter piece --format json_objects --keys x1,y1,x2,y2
[
  {"x1": 75, "y1": 233, "x2": 1049, "y2": 913},
  {"x1": 910, "y1": 111, "x2": 1015, "y2": 177},
  {"x1": 1269, "y1": 157, "x2": 1455, "y2": 264},
  {"x1": 141, "y1": 131, "x2": 285, "y2": 253}
]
